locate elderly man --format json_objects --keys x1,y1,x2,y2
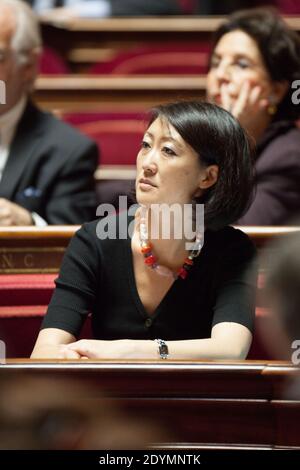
[{"x1": 0, "y1": 0, "x2": 98, "y2": 225}]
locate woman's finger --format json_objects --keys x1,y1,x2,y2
[
  {"x1": 58, "y1": 346, "x2": 81, "y2": 359},
  {"x1": 232, "y1": 81, "x2": 251, "y2": 117},
  {"x1": 220, "y1": 84, "x2": 232, "y2": 111},
  {"x1": 249, "y1": 85, "x2": 263, "y2": 107}
]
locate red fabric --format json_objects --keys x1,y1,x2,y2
[
  {"x1": 0, "y1": 305, "x2": 273, "y2": 359},
  {"x1": 39, "y1": 47, "x2": 69, "y2": 75},
  {"x1": 277, "y1": 0, "x2": 300, "y2": 13},
  {"x1": 248, "y1": 312, "x2": 275, "y2": 360},
  {"x1": 89, "y1": 43, "x2": 210, "y2": 75},
  {"x1": 0, "y1": 314, "x2": 92, "y2": 358},
  {"x1": 0, "y1": 305, "x2": 47, "y2": 318},
  {"x1": 64, "y1": 112, "x2": 146, "y2": 165},
  {"x1": 0, "y1": 272, "x2": 274, "y2": 359},
  {"x1": 177, "y1": 0, "x2": 197, "y2": 14},
  {"x1": 0, "y1": 274, "x2": 56, "y2": 306}
]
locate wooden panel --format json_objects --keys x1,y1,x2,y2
[
  {"x1": 119, "y1": 398, "x2": 274, "y2": 445},
  {"x1": 39, "y1": 16, "x2": 300, "y2": 72},
  {"x1": 34, "y1": 75, "x2": 206, "y2": 112},
  {"x1": 0, "y1": 226, "x2": 78, "y2": 273},
  {"x1": 0, "y1": 226, "x2": 299, "y2": 273},
  {"x1": 1, "y1": 360, "x2": 299, "y2": 447},
  {"x1": 272, "y1": 401, "x2": 300, "y2": 447}
]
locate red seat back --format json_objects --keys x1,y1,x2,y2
[
  {"x1": 39, "y1": 47, "x2": 69, "y2": 75},
  {"x1": 64, "y1": 112, "x2": 146, "y2": 165},
  {"x1": 89, "y1": 43, "x2": 210, "y2": 75}
]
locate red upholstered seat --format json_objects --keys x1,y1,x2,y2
[
  {"x1": 247, "y1": 307, "x2": 272, "y2": 360},
  {"x1": 89, "y1": 43, "x2": 210, "y2": 75},
  {"x1": 39, "y1": 47, "x2": 69, "y2": 75},
  {"x1": 277, "y1": 0, "x2": 300, "y2": 13},
  {"x1": 177, "y1": 0, "x2": 197, "y2": 14},
  {"x1": 0, "y1": 271, "x2": 274, "y2": 359},
  {"x1": 64, "y1": 112, "x2": 146, "y2": 165},
  {"x1": 0, "y1": 274, "x2": 56, "y2": 306}
]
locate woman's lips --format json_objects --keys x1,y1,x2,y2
[{"x1": 138, "y1": 181, "x2": 156, "y2": 191}]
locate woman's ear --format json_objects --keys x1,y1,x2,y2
[
  {"x1": 193, "y1": 165, "x2": 219, "y2": 198},
  {"x1": 199, "y1": 164, "x2": 219, "y2": 190}
]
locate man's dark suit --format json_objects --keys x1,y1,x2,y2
[{"x1": 0, "y1": 102, "x2": 98, "y2": 224}]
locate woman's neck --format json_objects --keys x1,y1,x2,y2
[
  {"x1": 134, "y1": 206, "x2": 194, "y2": 270},
  {"x1": 246, "y1": 113, "x2": 272, "y2": 143}
]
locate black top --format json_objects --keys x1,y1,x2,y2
[
  {"x1": 236, "y1": 120, "x2": 300, "y2": 225},
  {"x1": 42, "y1": 213, "x2": 257, "y2": 339}
]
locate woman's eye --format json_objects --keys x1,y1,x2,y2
[
  {"x1": 162, "y1": 146, "x2": 177, "y2": 156},
  {"x1": 141, "y1": 141, "x2": 151, "y2": 149},
  {"x1": 210, "y1": 57, "x2": 220, "y2": 68},
  {"x1": 236, "y1": 59, "x2": 250, "y2": 69}
]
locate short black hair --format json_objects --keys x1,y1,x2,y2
[
  {"x1": 148, "y1": 101, "x2": 254, "y2": 230},
  {"x1": 210, "y1": 7, "x2": 300, "y2": 121}
]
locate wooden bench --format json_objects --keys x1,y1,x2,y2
[
  {"x1": 1, "y1": 359, "x2": 300, "y2": 448},
  {"x1": 39, "y1": 16, "x2": 300, "y2": 72}
]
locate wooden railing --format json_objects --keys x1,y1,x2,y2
[
  {"x1": 0, "y1": 226, "x2": 299, "y2": 273},
  {"x1": 34, "y1": 75, "x2": 206, "y2": 112}
]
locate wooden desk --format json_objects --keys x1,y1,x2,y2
[
  {"x1": 34, "y1": 75, "x2": 206, "y2": 112},
  {"x1": 39, "y1": 16, "x2": 300, "y2": 72},
  {"x1": 1, "y1": 360, "x2": 300, "y2": 448},
  {"x1": 0, "y1": 226, "x2": 78, "y2": 273},
  {"x1": 0, "y1": 226, "x2": 299, "y2": 273}
]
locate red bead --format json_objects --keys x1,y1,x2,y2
[
  {"x1": 144, "y1": 255, "x2": 157, "y2": 265},
  {"x1": 141, "y1": 244, "x2": 152, "y2": 254},
  {"x1": 178, "y1": 267, "x2": 188, "y2": 279},
  {"x1": 184, "y1": 257, "x2": 193, "y2": 265}
]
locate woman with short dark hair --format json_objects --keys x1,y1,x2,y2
[
  {"x1": 207, "y1": 7, "x2": 300, "y2": 225},
  {"x1": 32, "y1": 101, "x2": 257, "y2": 360}
]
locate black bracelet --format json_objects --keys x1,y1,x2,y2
[{"x1": 155, "y1": 338, "x2": 169, "y2": 359}]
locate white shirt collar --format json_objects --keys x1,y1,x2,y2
[{"x1": 0, "y1": 95, "x2": 27, "y2": 147}]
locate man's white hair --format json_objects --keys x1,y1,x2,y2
[{"x1": 1, "y1": 0, "x2": 42, "y2": 64}]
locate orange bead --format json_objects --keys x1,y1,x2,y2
[
  {"x1": 184, "y1": 257, "x2": 194, "y2": 265},
  {"x1": 141, "y1": 244, "x2": 152, "y2": 254},
  {"x1": 178, "y1": 267, "x2": 188, "y2": 279},
  {"x1": 144, "y1": 255, "x2": 157, "y2": 265}
]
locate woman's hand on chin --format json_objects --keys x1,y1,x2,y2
[
  {"x1": 220, "y1": 81, "x2": 269, "y2": 135},
  {"x1": 59, "y1": 339, "x2": 133, "y2": 360}
]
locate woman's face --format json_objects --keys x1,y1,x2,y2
[
  {"x1": 135, "y1": 117, "x2": 217, "y2": 206},
  {"x1": 207, "y1": 30, "x2": 273, "y2": 106}
]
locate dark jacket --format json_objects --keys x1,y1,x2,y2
[
  {"x1": 25, "y1": 0, "x2": 181, "y2": 15},
  {"x1": 0, "y1": 101, "x2": 98, "y2": 224},
  {"x1": 237, "y1": 121, "x2": 300, "y2": 226}
]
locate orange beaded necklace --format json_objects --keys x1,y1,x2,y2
[{"x1": 139, "y1": 208, "x2": 203, "y2": 280}]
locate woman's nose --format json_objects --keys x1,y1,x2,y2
[
  {"x1": 215, "y1": 61, "x2": 231, "y2": 83},
  {"x1": 142, "y1": 150, "x2": 158, "y2": 175}
]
